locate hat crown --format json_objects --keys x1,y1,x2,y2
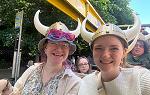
[
  {"x1": 81, "y1": 13, "x2": 141, "y2": 54},
  {"x1": 92, "y1": 24, "x2": 126, "y2": 41},
  {"x1": 48, "y1": 22, "x2": 69, "y2": 33}
]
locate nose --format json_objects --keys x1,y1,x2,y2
[
  {"x1": 81, "y1": 64, "x2": 87, "y2": 68},
  {"x1": 101, "y1": 49, "x2": 111, "y2": 58},
  {"x1": 55, "y1": 45, "x2": 64, "y2": 51}
]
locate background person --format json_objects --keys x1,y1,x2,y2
[
  {"x1": 0, "y1": 10, "x2": 81, "y2": 95},
  {"x1": 26, "y1": 60, "x2": 34, "y2": 68},
  {"x1": 75, "y1": 56, "x2": 92, "y2": 74},
  {"x1": 78, "y1": 13, "x2": 150, "y2": 95},
  {"x1": 140, "y1": 27, "x2": 149, "y2": 35},
  {"x1": 127, "y1": 37, "x2": 150, "y2": 69},
  {"x1": 127, "y1": 33, "x2": 150, "y2": 69},
  {"x1": 140, "y1": 28, "x2": 150, "y2": 53}
]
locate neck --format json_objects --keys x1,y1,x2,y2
[
  {"x1": 43, "y1": 61, "x2": 64, "y2": 74},
  {"x1": 101, "y1": 67, "x2": 120, "y2": 82},
  {"x1": 42, "y1": 62, "x2": 64, "y2": 86}
]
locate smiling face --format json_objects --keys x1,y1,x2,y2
[
  {"x1": 131, "y1": 40, "x2": 144, "y2": 57},
  {"x1": 77, "y1": 58, "x2": 90, "y2": 74},
  {"x1": 92, "y1": 35, "x2": 127, "y2": 72},
  {"x1": 44, "y1": 40, "x2": 70, "y2": 64}
]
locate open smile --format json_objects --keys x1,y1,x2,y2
[
  {"x1": 52, "y1": 53, "x2": 63, "y2": 57},
  {"x1": 100, "y1": 60, "x2": 113, "y2": 64}
]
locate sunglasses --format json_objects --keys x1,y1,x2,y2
[{"x1": 47, "y1": 29, "x2": 75, "y2": 41}]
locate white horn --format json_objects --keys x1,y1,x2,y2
[
  {"x1": 124, "y1": 13, "x2": 141, "y2": 41},
  {"x1": 81, "y1": 14, "x2": 94, "y2": 43},
  {"x1": 126, "y1": 33, "x2": 139, "y2": 54},
  {"x1": 145, "y1": 33, "x2": 150, "y2": 40},
  {"x1": 34, "y1": 10, "x2": 49, "y2": 36},
  {"x1": 138, "y1": 33, "x2": 145, "y2": 40},
  {"x1": 69, "y1": 18, "x2": 81, "y2": 38}
]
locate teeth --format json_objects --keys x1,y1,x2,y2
[
  {"x1": 100, "y1": 60, "x2": 112, "y2": 64},
  {"x1": 54, "y1": 53, "x2": 62, "y2": 56}
]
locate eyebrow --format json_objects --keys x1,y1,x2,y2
[{"x1": 94, "y1": 44, "x2": 120, "y2": 47}]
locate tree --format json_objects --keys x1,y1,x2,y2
[
  {"x1": 0, "y1": 0, "x2": 133, "y2": 65},
  {"x1": 90, "y1": 0, "x2": 133, "y2": 24}
]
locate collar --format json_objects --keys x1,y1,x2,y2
[
  {"x1": 63, "y1": 68, "x2": 75, "y2": 77},
  {"x1": 38, "y1": 63, "x2": 75, "y2": 78}
]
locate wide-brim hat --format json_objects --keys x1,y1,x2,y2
[
  {"x1": 38, "y1": 36, "x2": 76, "y2": 55},
  {"x1": 34, "y1": 10, "x2": 81, "y2": 55}
]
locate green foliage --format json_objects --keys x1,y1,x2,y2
[
  {"x1": 0, "y1": 0, "x2": 134, "y2": 60},
  {"x1": 90, "y1": 0, "x2": 132, "y2": 24},
  {"x1": 0, "y1": 59, "x2": 8, "y2": 69},
  {"x1": 0, "y1": 28, "x2": 17, "y2": 47}
]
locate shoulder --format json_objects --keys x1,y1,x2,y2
[
  {"x1": 133, "y1": 67, "x2": 150, "y2": 94},
  {"x1": 121, "y1": 67, "x2": 150, "y2": 81},
  {"x1": 58, "y1": 69, "x2": 82, "y2": 94},
  {"x1": 78, "y1": 71, "x2": 101, "y2": 95},
  {"x1": 121, "y1": 67, "x2": 149, "y2": 74},
  {"x1": 63, "y1": 68, "x2": 82, "y2": 82},
  {"x1": 20, "y1": 63, "x2": 41, "y2": 78},
  {"x1": 81, "y1": 71, "x2": 101, "y2": 88},
  {"x1": 74, "y1": 72, "x2": 88, "y2": 78},
  {"x1": 136, "y1": 67, "x2": 150, "y2": 79},
  {"x1": 14, "y1": 63, "x2": 42, "y2": 88},
  {"x1": 21, "y1": 63, "x2": 42, "y2": 75},
  {"x1": 82, "y1": 71, "x2": 100, "y2": 81}
]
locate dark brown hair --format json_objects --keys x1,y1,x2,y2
[{"x1": 75, "y1": 56, "x2": 92, "y2": 74}]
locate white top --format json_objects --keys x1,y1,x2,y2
[{"x1": 78, "y1": 67, "x2": 150, "y2": 95}]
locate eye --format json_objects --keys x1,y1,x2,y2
[
  {"x1": 50, "y1": 42, "x2": 55, "y2": 44},
  {"x1": 63, "y1": 44, "x2": 69, "y2": 48},
  {"x1": 111, "y1": 47, "x2": 119, "y2": 51},
  {"x1": 50, "y1": 42, "x2": 58, "y2": 45},
  {"x1": 94, "y1": 47, "x2": 103, "y2": 51},
  {"x1": 60, "y1": 42, "x2": 69, "y2": 48}
]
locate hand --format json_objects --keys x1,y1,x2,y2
[{"x1": 0, "y1": 79, "x2": 13, "y2": 95}]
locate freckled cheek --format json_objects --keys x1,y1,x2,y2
[
  {"x1": 93, "y1": 49, "x2": 104, "y2": 59},
  {"x1": 114, "y1": 53, "x2": 124, "y2": 63},
  {"x1": 65, "y1": 48, "x2": 70, "y2": 54}
]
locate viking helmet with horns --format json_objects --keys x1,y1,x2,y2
[
  {"x1": 34, "y1": 10, "x2": 81, "y2": 37},
  {"x1": 138, "y1": 33, "x2": 150, "y2": 41},
  {"x1": 34, "y1": 10, "x2": 81, "y2": 55},
  {"x1": 81, "y1": 13, "x2": 141, "y2": 53}
]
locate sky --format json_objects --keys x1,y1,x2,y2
[
  {"x1": 129, "y1": 0, "x2": 150, "y2": 32},
  {"x1": 129, "y1": 0, "x2": 149, "y2": 24}
]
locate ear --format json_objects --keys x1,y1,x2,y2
[{"x1": 123, "y1": 48, "x2": 128, "y2": 58}]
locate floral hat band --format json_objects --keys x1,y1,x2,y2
[{"x1": 46, "y1": 29, "x2": 75, "y2": 41}]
